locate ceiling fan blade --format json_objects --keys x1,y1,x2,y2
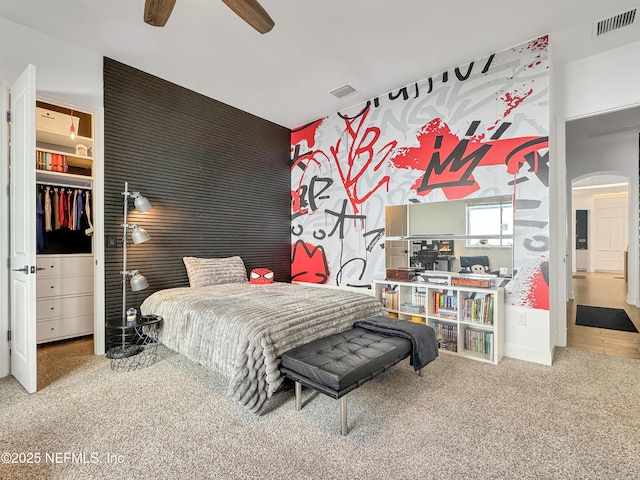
[
  {"x1": 144, "y1": 0, "x2": 177, "y2": 27},
  {"x1": 220, "y1": 0, "x2": 275, "y2": 34}
]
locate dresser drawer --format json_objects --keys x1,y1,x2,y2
[
  {"x1": 37, "y1": 294, "x2": 93, "y2": 321},
  {"x1": 36, "y1": 315, "x2": 93, "y2": 343},
  {"x1": 36, "y1": 275, "x2": 93, "y2": 298},
  {"x1": 36, "y1": 255, "x2": 93, "y2": 278}
]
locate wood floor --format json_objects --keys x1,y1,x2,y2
[{"x1": 567, "y1": 272, "x2": 640, "y2": 359}]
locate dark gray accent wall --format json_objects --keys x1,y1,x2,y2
[{"x1": 103, "y1": 58, "x2": 291, "y2": 327}]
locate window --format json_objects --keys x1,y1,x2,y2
[{"x1": 466, "y1": 202, "x2": 513, "y2": 247}]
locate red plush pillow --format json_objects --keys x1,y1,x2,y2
[{"x1": 250, "y1": 268, "x2": 274, "y2": 284}]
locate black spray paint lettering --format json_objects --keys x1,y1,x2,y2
[
  {"x1": 418, "y1": 139, "x2": 492, "y2": 191},
  {"x1": 344, "y1": 54, "x2": 496, "y2": 115},
  {"x1": 324, "y1": 199, "x2": 367, "y2": 240},
  {"x1": 294, "y1": 176, "x2": 334, "y2": 214}
]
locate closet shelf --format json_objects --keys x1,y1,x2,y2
[
  {"x1": 36, "y1": 170, "x2": 93, "y2": 189},
  {"x1": 36, "y1": 145, "x2": 92, "y2": 161},
  {"x1": 36, "y1": 131, "x2": 93, "y2": 151}
]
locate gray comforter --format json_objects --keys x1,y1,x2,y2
[{"x1": 140, "y1": 282, "x2": 385, "y2": 412}]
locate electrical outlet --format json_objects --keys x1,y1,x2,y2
[
  {"x1": 107, "y1": 235, "x2": 117, "y2": 248},
  {"x1": 517, "y1": 312, "x2": 526, "y2": 326}
]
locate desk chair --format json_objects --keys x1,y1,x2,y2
[
  {"x1": 416, "y1": 250, "x2": 439, "y2": 270},
  {"x1": 459, "y1": 255, "x2": 491, "y2": 274}
]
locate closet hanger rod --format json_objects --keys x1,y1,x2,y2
[{"x1": 36, "y1": 180, "x2": 92, "y2": 189}]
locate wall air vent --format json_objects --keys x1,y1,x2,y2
[
  {"x1": 594, "y1": 8, "x2": 637, "y2": 37},
  {"x1": 329, "y1": 84, "x2": 357, "y2": 99}
]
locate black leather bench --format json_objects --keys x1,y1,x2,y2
[{"x1": 280, "y1": 327, "x2": 418, "y2": 435}]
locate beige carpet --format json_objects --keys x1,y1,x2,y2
[{"x1": 1, "y1": 343, "x2": 639, "y2": 479}]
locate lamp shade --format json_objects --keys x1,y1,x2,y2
[
  {"x1": 134, "y1": 194, "x2": 152, "y2": 213},
  {"x1": 130, "y1": 272, "x2": 149, "y2": 292},
  {"x1": 131, "y1": 225, "x2": 150, "y2": 244}
]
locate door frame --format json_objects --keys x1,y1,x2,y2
[
  {"x1": 0, "y1": 82, "x2": 9, "y2": 377},
  {"x1": 555, "y1": 109, "x2": 640, "y2": 351}
]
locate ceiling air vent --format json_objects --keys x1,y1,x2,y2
[
  {"x1": 594, "y1": 8, "x2": 637, "y2": 37},
  {"x1": 329, "y1": 84, "x2": 357, "y2": 99}
]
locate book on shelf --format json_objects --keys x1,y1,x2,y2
[
  {"x1": 380, "y1": 286, "x2": 398, "y2": 311},
  {"x1": 433, "y1": 291, "x2": 456, "y2": 315},
  {"x1": 436, "y1": 308, "x2": 457, "y2": 319},
  {"x1": 433, "y1": 321, "x2": 458, "y2": 352},
  {"x1": 432, "y1": 321, "x2": 457, "y2": 339},
  {"x1": 463, "y1": 328, "x2": 493, "y2": 358},
  {"x1": 439, "y1": 340, "x2": 458, "y2": 352},
  {"x1": 461, "y1": 293, "x2": 494, "y2": 325},
  {"x1": 452, "y1": 277, "x2": 490, "y2": 288},
  {"x1": 400, "y1": 303, "x2": 424, "y2": 314}
]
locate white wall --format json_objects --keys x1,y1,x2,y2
[
  {"x1": 0, "y1": 18, "x2": 103, "y2": 111},
  {"x1": 567, "y1": 129, "x2": 638, "y2": 182},
  {"x1": 561, "y1": 39, "x2": 640, "y2": 120},
  {"x1": 504, "y1": 305, "x2": 552, "y2": 365},
  {"x1": 0, "y1": 18, "x2": 105, "y2": 375}
]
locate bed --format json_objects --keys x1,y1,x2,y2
[{"x1": 139, "y1": 259, "x2": 385, "y2": 413}]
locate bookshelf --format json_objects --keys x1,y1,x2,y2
[{"x1": 372, "y1": 278, "x2": 504, "y2": 364}]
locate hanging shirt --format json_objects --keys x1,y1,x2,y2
[
  {"x1": 66, "y1": 190, "x2": 73, "y2": 229},
  {"x1": 75, "y1": 190, "x2": 84, "y2": 231},
  {"x1": 44, "y1": 186, "x2": 52, "y2": 232},
  {"x1": 53, "y1": 188, "x2": 60, "y2": 230},
  {"x1": 36, "y1": 190, "x2": 45, "y2": 252},
  {"x1": 84, "y1": 191, "x2": 93, "y2": 236},
  {"x1": 59, "y1": 189, "x2": 66, "y2": 228}
]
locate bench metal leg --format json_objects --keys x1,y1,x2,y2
[
  {"x1": 295, "y1": 381, "x2": 302, "y2": 411},
  {"x1": 418, "y1": 368, "x2": 422, "y2": 377},
  {"x1": 340, "y1": 396, "x2": 348, "y2": 435}
]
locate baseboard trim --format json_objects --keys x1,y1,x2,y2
[{"x1": 504, "y1": 344, "x2": 554, "y2": 366}]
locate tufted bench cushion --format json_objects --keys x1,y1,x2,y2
[
  {"x1": 280, "y1": 328, "x2": 411, "y2": 399},
  {"x1": 280, "y1": 325, "x2": 423, "y2": 435}
]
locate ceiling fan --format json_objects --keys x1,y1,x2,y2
[{"x1": 144, "y1": 0, "x2": 275, "y2": 34}]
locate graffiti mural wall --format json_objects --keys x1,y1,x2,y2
[{"x1": 291, "y1": 35, "x2": 549, "y2": 310}]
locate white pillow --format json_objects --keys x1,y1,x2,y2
[{"x1": 183, "y1": 256, "x2": 248, "y2": 287}]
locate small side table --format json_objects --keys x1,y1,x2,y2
[{"x1": 106, "y1": 315, "x2": 162, "y2": 371}]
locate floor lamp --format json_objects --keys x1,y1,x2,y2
[{"x1": 122, "y1": 181, "x2": 152, "y2": 325}]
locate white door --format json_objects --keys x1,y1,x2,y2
[
  {"x1": 10, "y1": 65, "x2": 37, "y2": 393},
  {"x1": 385, "y1": 205, "x2": 409, "y2": 268},
  {"x1": 594, "y1": 196, "x2": 628, "y2": 272}
]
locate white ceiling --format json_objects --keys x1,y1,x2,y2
[{"x1": 1, "y1": 1, "x2": 640, "y2": 129}]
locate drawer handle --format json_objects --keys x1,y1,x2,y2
[
  {"x1": 50, "y1": 307, "x2": 55, "y2": 310},
  {"x1": 50, "y1": 286, "x2": 54, "y2": 289}
]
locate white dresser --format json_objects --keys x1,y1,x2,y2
[{"x1": 36, "y1": 254, "x2": 94, "y2": 343}]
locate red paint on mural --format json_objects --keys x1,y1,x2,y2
[
  {"x1": 502, "y1": 89, "x2": 533, "y2": 118},
  {"x1": 291, "y1": 119, "x2": 323, "y2": 150},
  {"x1": 291, "y1": 240, "x2": 330, "y2": 284},
  {"x1": 391, "y1": 118, "x2": 548, "y2": 199},
  {"x1": 529, "y1": 34, "x2": 549, "y2": 52},
  {"x1": 522, "y1": 264, "x2": 549, "y2": 310},
  {"x1": 328, "y1": 107, "x2": 395, "y2": 213}
]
